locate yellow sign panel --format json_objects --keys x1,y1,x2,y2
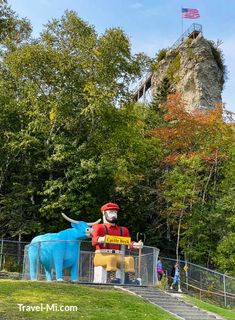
[
  {"x1": 184, "y1": 265, "x2": 188, "y2": 272},
  {"x1": 105, "y1": 235, "x2": 131, "y2": 245}
]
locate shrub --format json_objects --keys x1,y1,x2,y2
[{"x1": 2, "y1": 256, "x2": 22, "y2": 272}]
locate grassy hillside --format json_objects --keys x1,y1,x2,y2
[{"x1": 0, "y1": 280, "x2": 177, "y2": 320}]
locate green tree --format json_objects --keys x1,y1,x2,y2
[
  {"x1": 0, "y1": 0, "x2": 31, "y2": 52},
  {"x1": 213, "y1": 145, "x2": 235, "y2": 273},
  {"x1": 0, "y1": 10, "x2": 155, "y2": 239}
]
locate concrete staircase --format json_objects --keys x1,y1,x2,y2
[{"x1": 121, "y1": 286, "x2": 224, "y2": 320}]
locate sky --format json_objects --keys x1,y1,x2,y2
[{"x1": 7, "y1": 0, "x2": 235, "y2": 113}]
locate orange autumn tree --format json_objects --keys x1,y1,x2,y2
[
  {"x1": 151, "y1": 93, "x2": 234, "y2": 263},
  {"x1": 152, "y1": 93, "x2": 233, "y2": 165}
]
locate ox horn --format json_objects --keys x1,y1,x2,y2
[
  {"x1": 87, "y1": 219, "x2": 101, "y2": 226},
  {"x1": 62, "y1": 213, "x2": 80, "y2": 224}
]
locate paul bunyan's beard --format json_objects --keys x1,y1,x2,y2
[{"x1": 104, "y1": 214, "x2": 117, "y2": 224}]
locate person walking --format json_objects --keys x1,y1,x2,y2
[
  {"x1": 170, "y1": 262, "x2": 182, "y2": 292},
  {"x1": 156, "y1": 258, "x2": 164, "y2": 282}
]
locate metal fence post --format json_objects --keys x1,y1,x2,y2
[
  {"x1": 77, "y1": 240, "x2": 80, "y2": 282},
  {"x1": 223, "y1": 274, "x2": 227, "y2": 307},
  {"x1": 0, "y1": 238, "x2": 3, "y2": 270},
  {"x1": 153, "y1": 247, "x2": 158, "y2": 286},
  {"x1": 89, "y1": 251, "x2": 93, "y2": 283},
  {"x1": 184, "y1": 253, "x2": 189, "y2": 291},
  {"x1": 17, "y1": 234, "x2": 21, "y2": 264},
  {"x1": 120, "y1": 244, "x2": 125, "y2": 284},
  {"x1": 199, "y1": 270, "x2": 202, "y2": 300},
  {"x1": 185, "y1": 262, "x2": 189, "y2": 291},
  {"x1": 36, "y1": 241, "x2": 41, "y2": 280}
]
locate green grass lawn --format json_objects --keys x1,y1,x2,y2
[
  {"x1": 0, "y1": 280, "x2": 178, "y2": 320},
  {"x1": 181, "y1": 294, "x2": 235, "y2": 320}
]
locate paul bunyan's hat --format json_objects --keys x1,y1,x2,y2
[{"x1": 100, "y1": 202, "x2": 120, "y2": 213}]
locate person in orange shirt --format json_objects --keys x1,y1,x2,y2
[{"x1": 92, "y1": 202, "x2": 143, "y2": 283}]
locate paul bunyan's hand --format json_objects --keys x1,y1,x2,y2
[
  {"x1": 97, "y1": 236, "x2": 105, "y2": 243},
  {"x1": 132, "y1": 240, "x2": 143, "y2": 249}
]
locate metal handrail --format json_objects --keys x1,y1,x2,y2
[
  {"x1": 171, "y1": 23, "x2": 202, "y2": 49},
  {"x1": 132, "y1": 71, "x2": 152, "y2": 96}
]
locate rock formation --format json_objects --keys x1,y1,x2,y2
[{"x1": 152, "y1": 33, "x2": 225, "y2": 111}]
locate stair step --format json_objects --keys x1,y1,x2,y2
[
  {"x1": 135, "y1": 292, "x2": 170, "y2": 296},
  {"x1": 170, "y1": 311, "x2": 216, "y2": 317},
  {"x1": 137, "y1": 295, "x2": 179, "y2": 301},
  {"x1": 143, "y1": 296, "x2": 183, "y2": 301},
  {"x1": 128, "y1": 289, "x2": 163, "y2": 294},
  {"x1": 164, "y1": 306, "x2": 200, "y2": 310},
  {"x1": 174, "y1": 306, "x2": 210, "y2": 312},
  {"x1": 157, "y1": 305, "x2": 199, "y2": 310},
  {"x1": 141, "y1": 294, "x2": 181, "y2": 299},
  {"x1": 170, "y1": 311, "x2": 214, "y2": 319},
  {"x1": 149, "y1": 299, "x2": 187, "y2": 308},
  {"x1": 185, "y1": 318, "x2": 217, "y2": 320},
  {"x1": 126, "y1": 287, "x2": 161, "y2": 291},
  {"x1": 181, "y1": 318, "x2": 216, "y2": 320},
  {"x1": 135, "y1": 293, "x2": 178, "y2": 298},
  {"x1": 173, "y1": 310, "x2": 214, "y2": 314},
  {"x1": 135, "y1": 292, "x2": 174, "y2": 296},
  {"x1": 176, "y1": 314, "x2": 217, "y2": 319},
  {"x1": 146, "y1": 297, "x2": 183, "y2": 302}
]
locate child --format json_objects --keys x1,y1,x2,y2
[{"x1": 170, "y1": 262, "x2": 182, "y2": 292}]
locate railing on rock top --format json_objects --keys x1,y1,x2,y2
[{"x1": 171, "y1": 23, "x2": 202, "y2": 49}]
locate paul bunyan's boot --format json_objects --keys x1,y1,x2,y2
[
  {"x1": 125, "y1": 272, "x2": 137, "y2": 284},
  {"x1": 107, "y1": 271, "x2": 116, "y2": 283}
]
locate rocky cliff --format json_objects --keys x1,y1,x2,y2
[{"x1": 152, "y1": 33, "x2": 225, "y2": 111}]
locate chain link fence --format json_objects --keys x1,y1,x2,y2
[
  {"x1": 0, "y1": 239, "x2": 159, "y2": 286},
  {"x1": 161, "y1": 257, "x2": 235, "y2": 307},
  {"x1": 0, "y1": 239, "x2": 28, "y2": 273}
]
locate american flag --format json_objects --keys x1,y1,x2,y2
[{"x1": 182, "y1": 8, "x2": 200, "y2": 19}]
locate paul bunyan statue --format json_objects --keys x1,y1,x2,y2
[{"x1": 92, "y1": 202, "x2": 143, "y2": 284}]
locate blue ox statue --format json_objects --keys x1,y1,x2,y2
[{"x1": 28, "y1": 213, "x2": 100, "y2": 281}]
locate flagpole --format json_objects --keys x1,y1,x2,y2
[{"x1": 181, "y1": 7, "x2": 183, "y2": 42}]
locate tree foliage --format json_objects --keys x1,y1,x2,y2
[
  {"x1": 151, "y1": 93, "x2": 234, "y2": 269},
  {"x1": 0, "y1": 7, "x2": 156, "y2": 239}
]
